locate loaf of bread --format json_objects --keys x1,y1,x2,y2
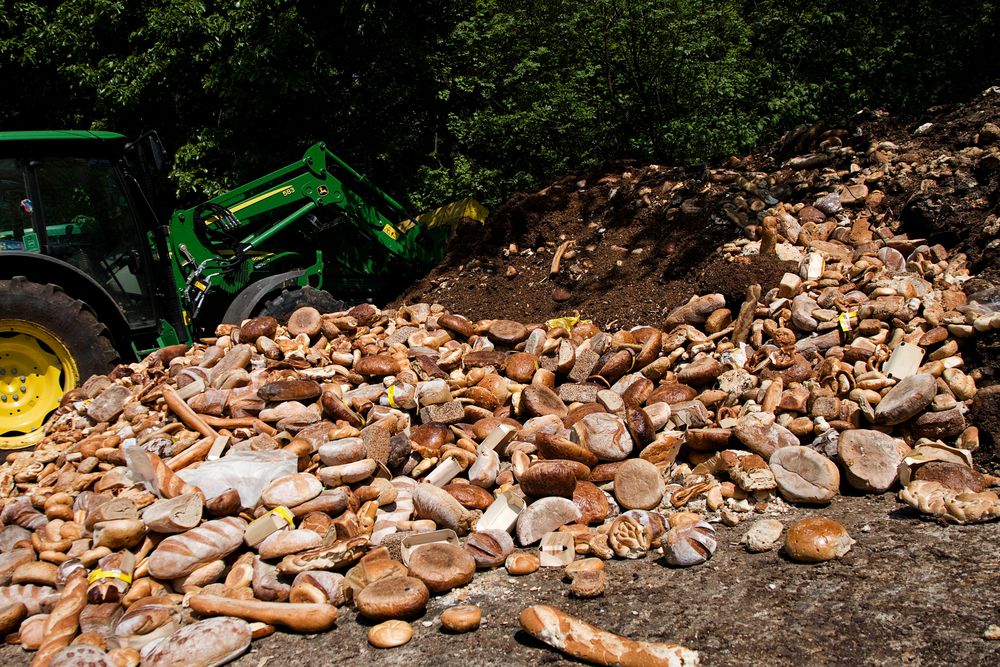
[
  {"x1": 147, "y1": 517, "x2": 246, "y2": 579},
  {"x1": 519, "y1": 604, "x2": 698, "y2": 667},
  {"x1": 31, "y1": 569, "x2": 88, "y2": 667}
]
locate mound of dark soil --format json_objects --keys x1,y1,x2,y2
[{"x1": 395, "y1": 88, "x2": 1000, "y2": 330}]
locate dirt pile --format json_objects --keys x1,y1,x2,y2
[{"x1": 395, "y1": 86, "x2": 1000, "y2": 329}]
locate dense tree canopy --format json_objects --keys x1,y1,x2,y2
[{"x1": 2, "y1": 0, "x2": 998, "y2": 210}]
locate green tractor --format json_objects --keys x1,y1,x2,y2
[{"x1": 0, "y1": 130, "x2": 486, "y2": 449}]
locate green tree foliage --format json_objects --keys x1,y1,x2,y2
[
  {"x1": 423, "y1": 0, "x2": 758, "y2": 204},
  {"x1": 0, "y1": 0, "x2": 462, "y2": 203},
  {"x1": 1, "y1": 0, "x2": 998, "y2": 209},
  {"x1": 748, "y1": 1, "x2": 1000, "y2": 132}
]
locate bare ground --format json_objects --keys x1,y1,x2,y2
[
  {"x1": 243, "y1": 496, "x2": 1000, "y2": 667},
  {"x1": 222, "y1": 495, "x2": 1000, "y2": 667}
]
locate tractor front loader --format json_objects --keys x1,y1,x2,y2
[{"x1": 0, "y1": 131, "x2": 486, "y2": 448}]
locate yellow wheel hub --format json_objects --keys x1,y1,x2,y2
[{"x1": 0, "y1": 320, "x2": 78, "y2": 450}]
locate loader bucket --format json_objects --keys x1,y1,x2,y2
[{"x1": 398, "y1": 197, "x2": 488, "y2": 234}]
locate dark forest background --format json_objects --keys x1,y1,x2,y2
[{"x1": 2, "y1": 0, "x2": 998, "y2": 211}]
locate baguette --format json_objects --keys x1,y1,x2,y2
[
  {"x1": 518, "y1": 604, "x2": 698, "y2": 667},
  {"x1": 160, "y1": 385, "x2": 218, "y2": 440},
  {"x1": 0, "y1": 584, "x2": 60, "y2": 615},
  {"x1": 147, "y1": 517, "x2": 246, "y2": 580},
  {"x1": 31, "y1": 569, "x2": 88, "y2": 667},
  {"x1": 147, "y1": 452, "x2": 202, "y2": 499},
  {"x1": 188, "y1": 594, "x2": 337, "y2": 633}
]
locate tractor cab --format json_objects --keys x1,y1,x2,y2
[
  {"x1": 6, "y1": 154, "x2": 156, "y2": 325},
  {"x1": 1, "y1": 132, "x2": 180, "y2": 342}
]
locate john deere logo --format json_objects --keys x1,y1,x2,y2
[{"x1": 317, "y1": 185, "x2": 329, "y2": 196}]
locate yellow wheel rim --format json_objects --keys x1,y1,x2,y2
[{"x1": 0, "y1": 319, "x2": 79, "y2": 450}]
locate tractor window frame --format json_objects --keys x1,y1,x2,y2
[{"x1": 0, "y1": 158, "x2": 34, "y2": 249}]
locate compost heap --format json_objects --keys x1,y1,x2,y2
[{"x1": 2, "y1": 88, "x2": 1000, "y2": 666}]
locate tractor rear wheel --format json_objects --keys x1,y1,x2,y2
[
  {"x1": 260, "y1": 286, "x2": 346, "y2": 322},
  {"x1": 0, "y1": 277, "x2": 118, "y2": 449}
]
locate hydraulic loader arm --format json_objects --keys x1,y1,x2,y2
[
  {"x1": 172, "y1": 142, "x2": 440, "y2": 264},
  {"x1": 167, "y1": 142, "x2": 486, "y2": 322}
]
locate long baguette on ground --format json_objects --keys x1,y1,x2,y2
[
  {"x1": 518, "y1": 604, "x2": 698, "y2": 667},
  {"x1": 188, "y1": 594, "x2": 337, "y2": 632}
]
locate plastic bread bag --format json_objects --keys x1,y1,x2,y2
[{"x1": 176, "y1": 450, "x2": 297, "y2": 507}]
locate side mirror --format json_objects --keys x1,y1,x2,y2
[
  {"x1": 128, "y1": 249, "x2": 143, "y2": 274},
  {"x1": 142, "y1": 133, "x2": 168, "y2": 173},
  {"x1": 125, "y1": 131, "x2": 169, "y2": 174}
]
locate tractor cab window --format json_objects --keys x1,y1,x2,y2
[
  {"x1": 0, "y1": 159, "x2": 31, "y2": 250},
  {"x1": 32, "y1": 157, "x2": 156, "y2": 329}
]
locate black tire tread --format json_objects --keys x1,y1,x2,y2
[
  {"x1": 260, "y1": 287, "x2": 346, "y2": 322},
  {"x1": 0, "y1": 276, "x2": 119, "y2": 384}
]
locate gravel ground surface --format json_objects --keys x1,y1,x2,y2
[{"x1": 223, "y1": 495, "x2": 1000, "y2": 667}]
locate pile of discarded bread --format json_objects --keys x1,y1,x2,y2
[{"x1": 1, "y1": 196, "x2": 999, "y2": 667}]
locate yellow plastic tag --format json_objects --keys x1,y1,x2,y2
[
  {"x1": 838, "y1": 311, "x2": 858, "y2": 332},
  {"x1": 381, "y1": 223, "x2": 399, "y2": 240},
  {"x1": 387, "y1": 384, "x2": 398, "y2": 409},
  {"x1": 270, "y1": 505, "x2": 295, "y2": 528},
  {"x1": 88, "y1": 568, "x2": 133, "y2": 585},
  {"x1": 245, "y1": 505, "x2": 295, "y2": 546},
  {"x1": 546, "y1": 314, "x2": 591, "y2": 332}
]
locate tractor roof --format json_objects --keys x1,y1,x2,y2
[
  {"x1": 0, "y1": 130, "x2": 127, "y2": 142},
  {"x1": 0, "y1": 131, "x2": 130, "y2": 158}
]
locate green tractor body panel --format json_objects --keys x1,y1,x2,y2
[{"x1": 166, "y1": 142, "x2": 485, "y2": 327}]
